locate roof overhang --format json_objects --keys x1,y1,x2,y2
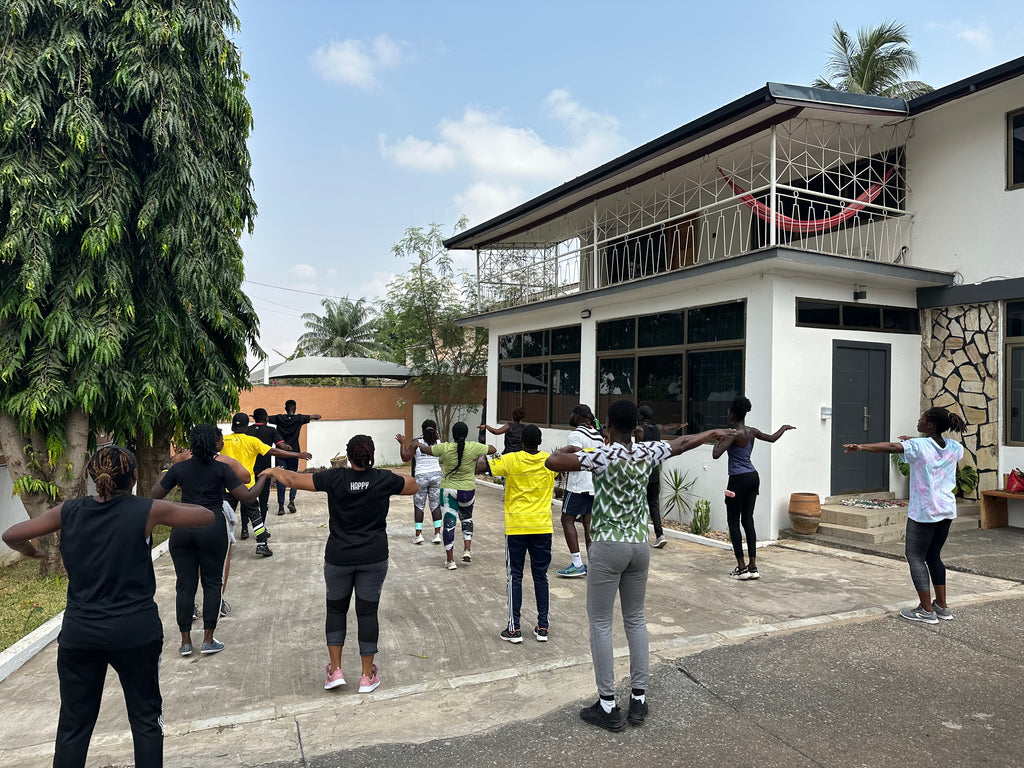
[
  {"x1": 456, "y1": 248, "x2": 954, "y2": 328},
  {"x1": 444, "y1": 84, "x2": 907, "y2": 251},
  {"x1": 249, "y1": 356, "x2": 413, "y2": 383}
]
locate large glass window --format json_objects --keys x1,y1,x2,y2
[
  {"x1": 796, "y1": 299, "x2": 919, "y2": 334},
  {"x1": 1007, "y1": 300, "x2": 1024, "y2": 444},
  {"x1": 596, "y1": 301, "x2": 745, "y2": 431},
  {"x1": 1009, "y1": 109, "x2": 1024, "y2": 190},
  {"x1": 498, "y1": 326, "x2": 580, "y2": 426}
]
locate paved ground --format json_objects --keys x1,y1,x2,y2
[{"x1": 0, "y1": 484, "x2": 1020, "y2": 768}]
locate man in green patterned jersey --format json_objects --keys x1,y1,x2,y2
[{"x1": 547, "y1": 399, "x2": 731, "y2": 731}]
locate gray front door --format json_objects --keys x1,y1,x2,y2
[{"x1": 831, "y1": 341, "x2": 890, "y2": 494}]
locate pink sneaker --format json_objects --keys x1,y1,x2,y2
[
  {"x1": 358, "y1": 664, "x2": 380, "y2": 693},
  {"x1": 324, "y1": 663, "x2": 346, "y2": 690}
]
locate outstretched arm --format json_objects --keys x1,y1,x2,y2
[
  {"x1": 228, "y1": 474, "x2": 272, "y2": 505},
  {"x1": 269, "y1": 446, "x2": 312, "y2": 460},
  {"x1": 843, "y1": 441, "x2": 904, "y2": 454},
  {"x1": 545, "y1": 447, "x2": 582, "y2": 472},
  {"x1": 480, "y1": 423, "x2": 510, "y2": 435},
  {"x1": 2, "y1": 504, "x2": 63, "y2": 558},
  {"x1": 259, "y1": 467, "x2": 318, "y2": 492},
  {"x1": 395, "y1": 434, "x2": 417, "y2": 462},
  {"x1": 753, "y1": 425, "x2": 796, "y2": 443},
  {"x1": 711, "y1": 432, "x2": 737, "y2": 460},
  {"x1": 148, "y1": 500, "x2": 216, "y2": 536},
  {"x1": 669, "y1": 429, "x2": 733, "y2": 457}
]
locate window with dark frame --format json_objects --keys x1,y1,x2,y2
[
  {"x1": 596, "y1": 301, "x2": 745, "y2": 432},
  {"x1": 1009, "y1": 109, "x2": 1024, "y2": 190},
  {"x1": 497, "y1": 326, "x2": 581, "y2": 426},
  {"x1": 795, "y1": 299, "x2": 920, "y2": 334},
  {"x1": 1006, "y1": 300, "x2": 1024, "y2": 444}
]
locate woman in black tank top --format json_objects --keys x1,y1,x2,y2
[
  {"x1": 479, "y1": 407, "x2": 527, "y2": 453},
  {"x1": 2, "y1": 445, "x2": 215, "y2": 768}
]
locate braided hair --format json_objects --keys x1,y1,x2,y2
[
  {"x1": 189, "y1": 424, "x2": 220, "y2": 463},
  {"x1": 88, "y1": 445, "x2": 137, "y2": 498},
  {"x1": 571, "y1": 403, "x2": 601, "y2": 431},
  {"x1": 421, "y1": 419, "x2": 439, "y2": 445},
  {"x1": 446, "y1": 422, "x2": 469, "y2": 477},
  {"x1": 924, "y1": 407, "x2": 968, "y2": 435},
  {"x1": 347, "y1": 434, "x2": 375, "y2": 469}
]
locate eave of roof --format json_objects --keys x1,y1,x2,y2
[
  {"x1": 444, "y1": 84, "x2": 905, "y2": 251},
  {"x1": 908, "y1": 55, "x2": 1024, "y2": 115}
]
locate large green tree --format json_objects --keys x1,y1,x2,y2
[
  {"x1": 297, "y1": 297, "x2": 378, "y2": 358},
  {"x1": 812, "y1": 20, "x2": 933, "y2": 99},
  {"x1": 0, "y1": 0, "x2": 259, "y2": 573},
  {"x1": 378, "y1": 221, "x2": 487, "y2": 437}
]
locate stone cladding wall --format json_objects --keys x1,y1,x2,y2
[{"x1": 921, "y1": 302, "x2": 1000, "y2": 496}]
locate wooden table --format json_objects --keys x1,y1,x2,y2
[{"x1": 980, "y1": 490, "x2": 1024, "y2": 528}]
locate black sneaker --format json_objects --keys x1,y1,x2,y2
[
  {"x1": 580, "y1": 700, "x2": 625, "y2": 732},
  {"x1": 192, "y1": 603, "x2": 199, "y2": 621},
  {"x1": 255, "y1": 543, "x2": 273, "y2": 557},
  {"x1": 499, "y1": 628, "x2": 523, "y2": 644},
  {"x1": 729, "y1": 567, "x2": 750, "y2": 580},
  {"x1": 533, "y1": 626, "x2": 548, "y2": 642},
  {"x1": 287, "y1": 500, "x2": 297, "y2": 514},
  {"x1": 276, "y1": 506, "x2": 285, "y2": 516},
  {"x1": 627, "y1": 696, "x2": 648, "y2": 725},
  {"x1": 240, "y1": 528, "x2": 249, "y2": 540},
  {"x1": 219, "y1": 598, "x2": 231, "y2": 617}
]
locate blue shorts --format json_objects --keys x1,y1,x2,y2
[{"x1": 562, "y1": 491, "x2": 594, "y2": 517}]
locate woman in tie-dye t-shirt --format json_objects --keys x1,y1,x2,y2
[{"x1": 843, "y1": 406, "x2": 968, "y2": 625}]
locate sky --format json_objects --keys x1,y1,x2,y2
[{"x1": 232, "y1": 0, "x2": 1022, "y2": 365}]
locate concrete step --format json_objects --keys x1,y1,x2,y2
[
  {"x1": 820, "y1": 504, "x2": 905, "y2": 529},
  {"x1": 816, "y1": 521, "x2": 906, "y2": 544},
  {"x1": 951, "y1": 514, "x2": 980, "y2": 532},
  {"x1": 823, "y1": 491, "x2": 896, "y2": 505}
]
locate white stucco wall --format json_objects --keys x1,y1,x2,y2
[
  {"x1": 908, "y1": 78, "x2": 1024, "y2": 281},
  {"x1": 0, "y1": 468, "x2": 30, "y2": 565}
]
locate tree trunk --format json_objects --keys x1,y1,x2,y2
[
  {"x1": 0, "y1": 409, "x2": 90, "y2": 577},
  {"x1": 135, "y1": 423, "x2": 172, "y2": 498}
]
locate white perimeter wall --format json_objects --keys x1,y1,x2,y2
[
  {"x1": 0, "y1": 469, "x2": 29, "y2": 565},
  {"x1": 908, "y1": 77, "x2": 1024, "y2": 281}
]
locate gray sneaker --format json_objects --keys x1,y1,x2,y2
[
  {"x1": 931, "y1": 601, "x2": 954, "y2": 621},
  {"x1": 899, "y1": 605, "x2": 939, "y2": 625}
]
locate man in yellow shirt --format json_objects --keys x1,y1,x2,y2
[
  {"x1": 221, "y1": 413, "x2": 311, "y2": 557},
  {"x1": 479, "y1": 425, "x2": 555, "y2": 644}
]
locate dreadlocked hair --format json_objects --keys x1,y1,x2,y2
[
  {"x1": 88, "y1": 445, "x2": 137, "y2": 498},
  {"x1": 421, "y1": 419, "x2": 439, "y2": 445},
  {"x1": 924, "y1": 407, "x2": 968, "y2": 435},
  {"x1": 446, "y1": 422, "x2": 469, "y2": 477},
  {"x1": 571, "y1": 403, "x2": 600, "y2": 431},
  {"x1": 189, "y1": 424, "x2": 220, "y2": 463},
  {"x1": 347, "y1": 435, "x2": 375, "y2": 469}
]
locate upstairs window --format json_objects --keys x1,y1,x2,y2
[{"x1": 1009, "y1": 109, "x2": 1024, "y2": 191}]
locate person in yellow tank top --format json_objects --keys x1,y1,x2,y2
[{"x1": 477, "y1": 425, "x2": 555, "y2": 644}]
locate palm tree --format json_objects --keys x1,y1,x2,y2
[
  {"x1": 812, "y1": 21, "x2": 933, "y2": 99},
  {"x1": 297, "y1": 297, "x2": 378, "y2": 357}
]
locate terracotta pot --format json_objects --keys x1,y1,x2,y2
[{"x1": 788, "y1": 493, "x2": 821, "y2": 534}]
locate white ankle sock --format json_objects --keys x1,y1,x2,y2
[
  {"x1": 599, "y1": 698, "x2": 615, "y2": 713},
  {"x1": 571, "y1": 552, "x2": 583, "y2": 568},
  {"x1": 631, "y1": 693, "x2": 646, "y2": 704}
]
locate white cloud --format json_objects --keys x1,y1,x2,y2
[
  {"x1": 928, "y1": 21, "x2": 993, "y2": 51},
  {"x1": 310, "y1": 34, "x2": 403, "y2": 89},
  {"x1": 289, "y1": 263, "x2": 317, "y2": 279},
  {"x1": 379, "y1": 90, "x2": 625, "y2": 224},
  {"x1": 359, "y1": 271, "x2": 397, "y2": 301},
  {"x1": 378, "y1": 135, "x2": 457, "y2": 171}
]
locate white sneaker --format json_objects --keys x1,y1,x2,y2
[
  {"x1": 462, "y1": 551, "x2": 472, "y2": 563},
  {"x1": 432, "y1": 532, "x2": 442, "y2": 544},
  {"x1": 652, "y1": 535, "x2": 667, "y2": 548},
  {"x1": 413, "y1": 533, "x2": 424, "y2": 544},
  {"x1": 446, "y1": 559, "x2": 458, "y2": 570}
]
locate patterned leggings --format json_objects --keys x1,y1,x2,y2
[{"x1": 441, "y1": 488, "x2": 475, "y2": 550}]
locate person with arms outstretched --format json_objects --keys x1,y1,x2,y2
[
  {"x1": 843, "y1": 407, "x2": 967, "y2": 624},
  {"x1": 269, "y1": 399, "x2": 322, "y2": 513}
]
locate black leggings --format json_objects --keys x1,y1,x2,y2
[
  {"x1": 726, "y1": 471, "x2": 759, "y2": 560},
  {"x1": 905, "y1": 517, "x2": 952, "y2": 592},
  {"x1": 646, "y1": 474, "x2": 663, "y2": 538},
  {"x1": 54, "y1": 639, "x2": 163, "y2": 768},
  {"x1": 169, "y1": 512, "x2": 228, "y2": 631}
]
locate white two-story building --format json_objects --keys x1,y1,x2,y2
[{"x1": 451, "y1": 56, "x2": 1024, "y2": 538}]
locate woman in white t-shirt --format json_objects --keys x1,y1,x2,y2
[
  {"x1": 843, "y1": 406, "x2": 968, "y2": 625},
  {"x1": 396, "y1": 420, "x2": 444, "y2": 544},
  {"x1": 556, "y1": 404, "x2": 604, "y2": 578}
]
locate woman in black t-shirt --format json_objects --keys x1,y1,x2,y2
[
  {"x1": 2, "y1": 445, "x2": 213, "y2": 768},
  {"x1": 152, "y1": 424, "x2": 270, "y2": 656},
  {"x1": 479, "y1": 407, "x2": 527, "y2": 454},
  {"x1": 261, "y1": 434, "x2": 417, "y2": 693}
]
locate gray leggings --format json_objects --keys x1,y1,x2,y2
[
  {"x1": 324, "y1": 559, "x2": 389, "y2": 655},
  {"x1": 905, "y1": 518, "x2": 952, "y2": 592},
  {"x1": 586, "y1": 541, "x2": 651, "y2": 697}
]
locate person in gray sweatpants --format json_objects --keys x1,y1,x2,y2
[{"x1": 547, "y1": 399, "x2": 731, "y2": 731}]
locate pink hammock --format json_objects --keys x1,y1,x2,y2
[{"x1": 717, "y1": 166, "x2": 896, "y2": 234}]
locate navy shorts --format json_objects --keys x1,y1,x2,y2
[{"x1": 562, "y1": 491, "x2": 594, "y2": 517}]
